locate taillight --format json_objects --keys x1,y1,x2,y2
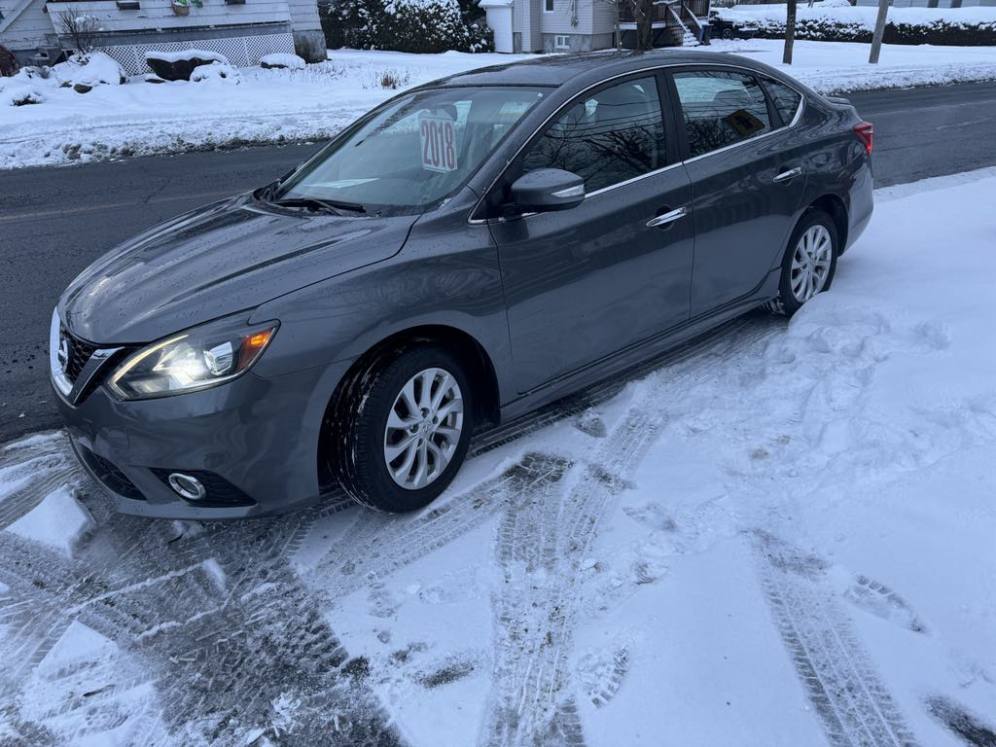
[{"x1": 853, "y1": 121, "x2": 874, "y2": 156}]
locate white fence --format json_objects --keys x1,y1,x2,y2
[{"x1": 101, "y1": 31, "x2": 296, "y2": 74}]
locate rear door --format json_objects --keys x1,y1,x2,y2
[
  {"x1": 667, "y1": 67, "x2": 808, "y2": 316},
  {"x1": 487, "y1": 73, "x2": 695, "y2": 395}
]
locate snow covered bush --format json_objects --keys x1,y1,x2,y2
[
  {"x1": 714, "y1": 5, "x2": 996, "y2": 45},
  {"x1": 145, "y1": 49, "x2": 230, "y2": 81},
  {"x1": 325, "y1": 0, "x2": 494, "y2": 53},
  {"x1": 45, "y1": 52, "x2": 126, "y2": 93},
  {"x1": 189, "y1": 61, "x2": 241, "y2": 84},
  {"x1": 260, "y1": 53, "x2": 307, "y2": 70},
  {"x1": 0, "y1": 67, "x2": 50, "y2": 105}
]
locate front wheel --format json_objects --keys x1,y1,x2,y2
[
  {"x1": 769, "y1": 209, "x2": 839, "y2": 317},
  {"x1": 334, "y1": 345, "x2": 474, "y2": 512}
]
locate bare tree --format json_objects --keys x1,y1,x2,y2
[
  {"x1": 869, "y1": 0, "x2": 889, "y2": 63},
  {"x1": 634, "y1": 0, "x2": 655, "y2": 50},
  {"x1": 782, "y1": 0, "x2": 797, "y2": 64},
  {"x1": 59, "y1": 9, "x2": 101, "y2": 57},
  {"x1": 601, "y1": 0, "x2": 657, "y2": 51}
]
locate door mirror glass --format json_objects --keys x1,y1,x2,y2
[{"x1": 509, "y1": 168, "x2": 585, "y2": 213}]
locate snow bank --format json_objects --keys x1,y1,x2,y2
[{"x1": 6, "y1": 485, "x2": 91, "y2": 557}]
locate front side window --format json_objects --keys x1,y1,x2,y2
[
  {"x1": 277, "y1": 86, "x2": 546, "y2": 213},
  {"x1": 673, "y1": 70, "x2": 771, "y2": 158},
  {"x1": 520, "y1": 76, "x2": 667, "y2": 194}
]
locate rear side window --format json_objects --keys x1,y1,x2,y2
[
  {"x1": 673, "y1": 70, "x2": 771, "y2": 158},
  {"x1": 520, "y1": 76, "x2": 667, "y2": 193},
  {"x1": 764, "y1": 79, "x2": 803, "y2": 126}
]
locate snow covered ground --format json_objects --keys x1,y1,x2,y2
[
  {"x1": 1, "y1": 167, "x2": 995, "y2": 745},
  {"x1": 2, "y1": 41, "x2": 996, "y2": 170}
]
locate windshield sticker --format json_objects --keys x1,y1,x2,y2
[{"x1": 419, "y1": 113, "x2": 458, "y2": 173}]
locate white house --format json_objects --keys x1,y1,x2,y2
[
  {"x1": 0, "y1": 0, "x2": 326, "y2": 70},
  {"x1": 480, "y1": 0, "x2": 710, "y2": 53}
]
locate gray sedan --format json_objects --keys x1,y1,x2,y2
[{"x1": 52, "y1": 50, "x2": 874, "y2": 518}]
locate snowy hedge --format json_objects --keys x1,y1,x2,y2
[
  {"x1": 323, "y1": 0, "x2": 493, "y2": 53},
  {"x1": 714, "y1": 5, "x2": 996, "y2": 45}
]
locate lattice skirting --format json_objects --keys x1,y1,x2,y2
[{"x1": 103, "y1": 32, "x2": 296, "y2": 76}]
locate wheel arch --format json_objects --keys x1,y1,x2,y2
[
  {"x1": 317, "y1": 324, "x2": 502, "y2": 493},
  {"x1": 809, "y1": 193, "x2": 849, "y2": 252}
]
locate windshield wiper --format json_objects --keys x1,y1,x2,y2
[{"x1": 272, "y1": 196, "x2": 366, "y2": 215}]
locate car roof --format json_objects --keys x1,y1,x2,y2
[{"x1": 433, "y1": 49, "x2": 769, "y2": 90}]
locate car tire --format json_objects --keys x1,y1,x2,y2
[
  {"x1": 334, "y1": 344, "x2": 474, "y2": 513},
  {"x1": 768, "y1": 209, "x2": 839, "y2": 317}
]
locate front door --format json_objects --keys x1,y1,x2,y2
[
  {"x1": 488, "y1": 75, "x2": 695, "y2": 395},
  {"x1": 669, "y1": 68, "x2": 808, "y2": 315}
]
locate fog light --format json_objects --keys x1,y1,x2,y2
[{"x1": 168, "y1": 472, "x2": 206, "y2": 501}]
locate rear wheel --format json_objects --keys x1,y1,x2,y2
[
  {"x1": 769, "y1": 209, "x2": 839, "y2": 317},
  {"x1": 334, "y1": 345, "x2": 474, "y2": 512}
]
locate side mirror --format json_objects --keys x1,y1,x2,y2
[{"x1": 508, "y1": 168, "x2": 585, "y2": 214}]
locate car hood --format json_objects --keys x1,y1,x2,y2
[{"x1": 60, "y1": 195, "x2": 417, "y2": 344}]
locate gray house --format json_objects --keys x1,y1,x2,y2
[
  {"x1": 0, "y1": 0, "x2": 326, "y2": 70},
  {"x1": 480, "y1": 0, "x2": 709, "y2": 52}
]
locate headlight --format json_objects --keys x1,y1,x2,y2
[{"x1": 107, "y1": 315, "x2": 278, "y2": 400}]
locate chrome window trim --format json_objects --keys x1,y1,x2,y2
[{"x1": 468, "y1": 62, "x2": 807, "y2": 225}]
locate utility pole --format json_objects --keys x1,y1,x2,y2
[
  {"x1": 782, "y1": 0, "x2": 797, "y2": 64},
  {"x1": 869, "y1": 0, "x2": 889, "y2": 64}
]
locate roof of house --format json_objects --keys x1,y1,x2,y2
[{"x1": 433, "y1": 49, "x2": 764, "y2": 89}]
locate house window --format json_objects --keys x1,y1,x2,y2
[
  {"x1": 554, "y1": 34, "x2": 570, "y2": 49},
  {"x1": 544, "y1": 0, "x2": 554, "y2": 11}
]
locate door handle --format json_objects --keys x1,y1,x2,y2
[
  {"x1": 646, "y1": 206, "x2": 688, "y2": 229},
  {"x1": 773, "y1": 167, "x2": 802, "y2": 183}
]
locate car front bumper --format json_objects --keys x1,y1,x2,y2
[{"x1": 56, "y1": 360, "x2": 352, "y2": 520}]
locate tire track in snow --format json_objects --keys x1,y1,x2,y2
[
  {"x1": 751, "y1": 531, "x2": 920, "y2": 747},
  {"x1": 476, "y1": 319, "x2": 777, "y2": 747},
  {"x1": 307, "y1": 452, "x2": 572, "y2": 607},
  {"x1": 0, "y1": 502, "x2": 403, "y2": 745}
]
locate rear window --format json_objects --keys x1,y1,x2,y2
[
  {"x1": 764, "y1": 79, "x2": 803, "y2": 126},
  {"x1": 673, "y1": 70, "x2": 771, "y2": 159}
]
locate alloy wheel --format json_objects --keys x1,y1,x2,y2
[
  {"x1": 383, "y1": 367, "x2": 464, "y2": 490},
  {"x1": 790, "y1": 224, "x2": 833, "y2": 303}
]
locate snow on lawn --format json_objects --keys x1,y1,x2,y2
[
  {"x1": 709, "y1": 37, "x2": 996, "y2": 93},
  {"x1": 2, "y1": 42, "x2": 996, "y2": 170},
  {"x1": 1, "y1": 168, "x2": 995, "y2": 744},
  {"x1": 0, "y1": 49, "x2": 533, "y2": 171}
]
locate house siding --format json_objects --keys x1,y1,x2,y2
[
  {"x1": 533, "y1": 0, "x2": 616, "y2": 47},
  {"x1": 513, "y1": 0, "x2": 541, "y2": 50},
  {"x1": 0, "y1": 0, "x2": 55, "y2": 52},
  {"x1": 46, "y1": 0, "x2": 295, "y2": 35}
]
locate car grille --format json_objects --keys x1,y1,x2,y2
[
  {"x1": 61, "y1": 326, "x2": 98, "y2": 384},
  {"x1": 77, "y1": 446, "x2": 146, "y2": 501}
]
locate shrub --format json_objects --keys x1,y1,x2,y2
[
  {"x1": 0, "y1": 45, "x2": 19, "y2": 78},
  {"x1": 189, "y1": 61, "x2": 241, "y2": 84},
  {"x1": 714, "y1": 6, "x2": 996, "y2": 45},
  {"x1": 324, "y1": 0, "x2": 494, "y2": 53},
  {"x1": 145, "y1": 49, "x2": 230, "y2": 80}
]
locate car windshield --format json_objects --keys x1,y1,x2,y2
[{"x1": 274, "y1": 86, "x2": 548, "y2": 213}]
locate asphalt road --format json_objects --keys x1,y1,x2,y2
[{"x1": 3, "y1": 81, "x2": 996, "y2": 442}]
